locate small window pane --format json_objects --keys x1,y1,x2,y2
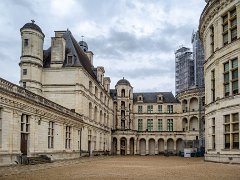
[
  {"x1": 232, "y1": 69, "x2": 238, "y2": 79},
  {"x1": 232, "y1": 59, "x2": 238, "y2": 69},
  {"x1": 224, "y1": 63, "x2": 229, "y2": 72}
]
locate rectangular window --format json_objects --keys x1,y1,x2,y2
[
  {"x1": 158, "y1": 119, "x2": 162, "y2": 131},
  {"x1": 211, "y1": 70, "x2": 215, "y2": 101},
  {"x1": 138, "y1": 119, "x2": 143, "y2": 131},
  {"x1": 138, "y1": 106, "x2": 142, "y2": 113},
  {"x1": 23, "y1": 69, "x2": 27, "y2": 75},
  {"x1": 167, "y1": 119, "x2": 173, "y2": 131},
  {"x1": 224, "y1": 113, "x2": 239, "y2": 149},
  {"x1": 147, "y1": 119, "x2": 153, "y2": 131},
  {"x1": 65, "y1": 126, "x2": 71, "y2": 149},
  {"x1": 231, "y1": 58, "x2": 238, "y2": 95},
  {"x1": 147, "y1": 105, "x2": 153, "y2": 113},
  {"x1": 24, "y1": 39, "x2": 29, "y2": 46},
  {"x1": 158, "y1": 105, "x2": 162, "y2": 113},
  {"x1": 224, "y1": 62, "x2": 230, "y2": 96},
  {"x1": 222, "y1": 8, "x2": 238, "y2": 43},
  {"x1": 212, "y1": 118, "x2": 215, "y2": 149},
  {"x1": 223, "y1": 33, "x2": 228, "y2": 45},
  {"x1": 21, "y1": 114, "x2": 30, "y2": 133},
  {"x1": 167, "y1": 105, "x2": 173, "y2": 113},
  {"x1": 210, "y1": 25, "x2": 214, "y2": 53},
  {"x1": 78, "y1": 130, "x2": 81, "y2": 150},
  {"x1": 48, "y1": 121, "x2": 54, "y2": 149}
]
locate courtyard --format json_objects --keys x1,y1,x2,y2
[{"x1": 0, "y1": 156, "x2": 240, "y2": 180}]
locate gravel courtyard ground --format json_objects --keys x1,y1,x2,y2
[{"x1": 0, "y1": 156, "x2": 240, "y2": 180}]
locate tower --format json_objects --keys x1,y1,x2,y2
[
  {"x1": 115, "y1": 78, "x2": 133, "y2": 130},
  {"x1": 19, "y1": 20, "x2": 45, "y2": 94}
]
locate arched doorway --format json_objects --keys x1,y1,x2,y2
[
  {"x1": 139, "y1": 139, "x2": 146, "y2": 155},
  {"x1": 158, "y1": 139, "x2": 164, "y2": 154},
  {"x1": 120, "y1": 137, "x2": 127, "y2": 155},
  {"x1": 112, "y1": 137, "x2": 117, "y2": 155},
  {"x1": 149, "y1": 139, "x2": 155, "y2": 155},
  {"x1": 176, "y1": 138, "x2": 184, "y2": 152},
  {"x1": 167, "y1": 138, "x2": 174, "y2": 153},
  {"x1": 130, "y1": 138, "x2": 134, "y2": 155}
]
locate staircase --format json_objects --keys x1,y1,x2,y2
[{"x1": 28, "y1": 155, "x2": 52, "y2": 165}]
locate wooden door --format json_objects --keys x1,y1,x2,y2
[{"x1": 21, "y1": 133, "x2": 28, "y2": 155}]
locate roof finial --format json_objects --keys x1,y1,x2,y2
[
  {"x1": 81, "y1": 35, "x2": 84, "y2": 41},
  {"x1": 31, "y1": 19, "x2": 35, "y2": 24}
]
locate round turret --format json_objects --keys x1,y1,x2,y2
[
  {"x1": 20, "y1": 20, "x2": 44, "y2": 36},
  {"x1": 20, "y1": 20, "x2": 45, "y2": 95}
]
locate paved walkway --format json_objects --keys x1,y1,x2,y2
[{"x1": 0, "y1": 156, "x2": 240, "y2": 180}]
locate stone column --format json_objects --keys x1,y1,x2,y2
[
  {"x1": 127, "y1": 138, "x2": 130, "y2": 155},
  {"x1": 135, "y1": 138, "x2": 139, "y2": 155},
  {"x1": 12, "y1": 110, "x2": 22, "y2": 155},
  {"x1": 164, "y1": 138, "x2": 167, "y2": 151},
  {"x1": 155, "y1": 139, "x2": 158, "y2": 155},
  {"x1": 174, "y1": 139, "x2": 177, "y2": 154},
  {"x1": 146, "y1": 139, "x2": 149, "y2": 155},
  {"x1": 117, "y1": 138, "x2": 120, "y2": 155},
  {"x1": 134, "y1": 139, "x2": 137, "y2": 155}
]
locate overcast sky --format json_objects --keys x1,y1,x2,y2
[{"x1": 0, "y1": 0, "x2": 206, "y2": 94}]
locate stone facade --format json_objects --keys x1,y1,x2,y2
[
  {"x1": 110, "y1": 79, "x2": 200, "y2": 156},
  {"x1": 199, "y1": 0, "x2": 240, "y2": 163}
]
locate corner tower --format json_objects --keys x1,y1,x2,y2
[{"x1": 20, "y1": 20, "x2": 45, "y2": 94}]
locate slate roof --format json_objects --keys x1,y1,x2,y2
[
  {"x1": 21, "y1": 22, "x2": 44, "y2": 35},
  {"x1": 116, "y1": 78, "x2": 131, "y2": 86},
  {"x1": 43, "y1": 30, "x2": 97, "y2": 81},
  {"x1": 133, "y1": 92, "x2": 179, "y2": 103}
]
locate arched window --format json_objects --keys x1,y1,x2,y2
[
  {"x1": 100, "y1": 110, "x2": 103, "y2": 124},
  {"x1": 89, "y1": 102, "x2": 93, "y2": 119},
  {"x1": 89, "y1": 81, "x2": 93, "y2": 93},
  {"x1": 95, "y1": 87, "x2": 98, "y2": 97},
  {"x1": 100, "y1": 92, "x2": 103, "y2": 102},
  {"x1": 104, "y1": 113, "x2": 106, "y2": 125},
  {"x1": 94, "y1": 106, "x2": 98, "y2": 122},
  {"x1": 121, "y1": 89, "x2": 125, "y2": 97}
]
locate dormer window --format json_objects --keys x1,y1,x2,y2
[
  {"x1": 137, "y1": 95, "x2": 143, "y2": 102},
  {"x1": 157, "y1": 94, "x2": 163, "y2": 103},
  {"x1": 67, "y1": 55, "x2": 73, "y2": 64}
]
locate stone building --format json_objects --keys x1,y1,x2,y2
[
  {"x1": 0, "y1": 21, "x2": 113, "y2": 165},
  {"x1": 199, "y1": 0, "x2": 240, "y2": 163},
  {"x1": 110, "y1": 78, "x2": 200, "y2": 155}
]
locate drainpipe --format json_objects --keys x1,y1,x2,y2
[{"x1": 80, "y1": 127, "x2": 82, "y2": 157}]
